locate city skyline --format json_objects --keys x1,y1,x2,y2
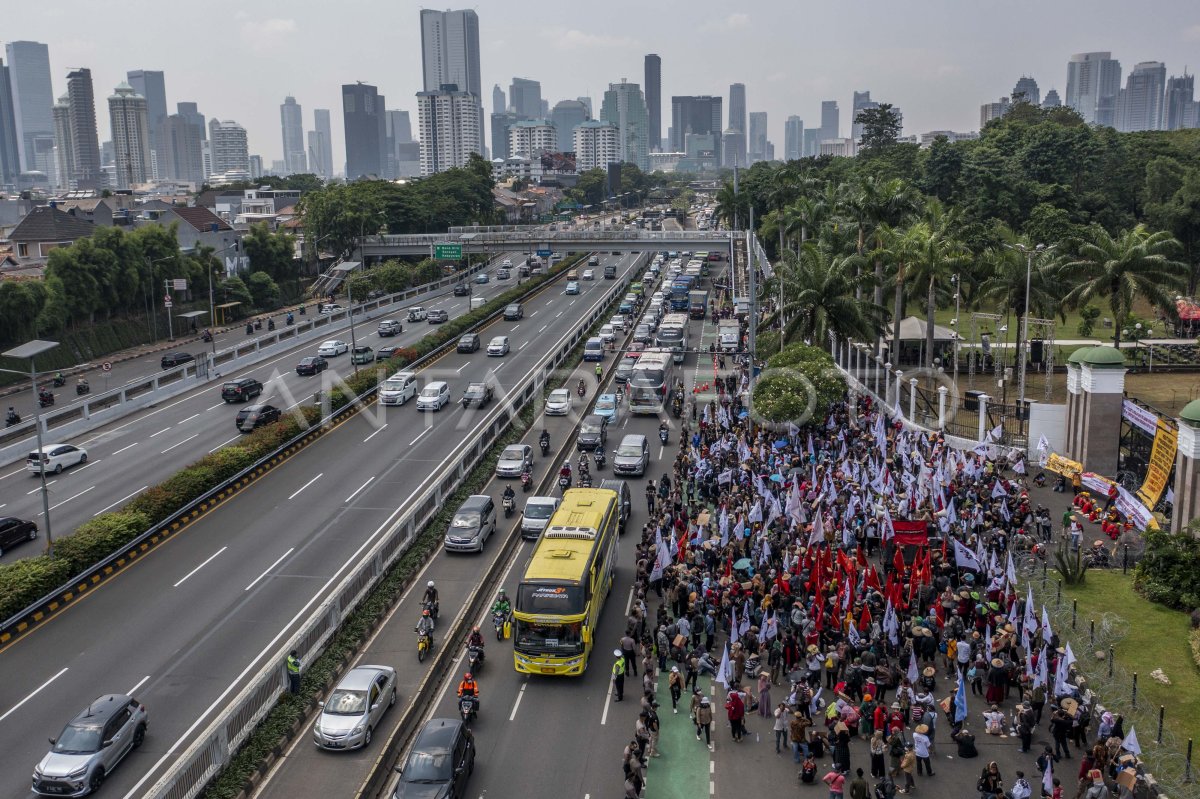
[{"x1": 4, "y1": 0, "x2": 1200, "y2": 173}]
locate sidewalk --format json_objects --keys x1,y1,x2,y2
[{"x1": 645, "y1": 671, "x2": 711, "y2": 799}]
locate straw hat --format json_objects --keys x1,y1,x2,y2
[
  {"x1": 807, "y1": 644, "x2": 820, "y2": 654},
  {"x1": 915, "y1": 724, "x2": 929, "y2": 734},
  {"x1": 1061, "y1": 697, "x2": 1079, "y2": 716},
  {"x1": 991, "y1": 658, "x2": 1004, "y2": 668},
  {"x1": 922, "y1": 667, "x2": 936, "y2": 678}
]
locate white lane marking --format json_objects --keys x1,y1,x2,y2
[
  {"x1": 208, "y1": 435, "x2": 240, "y2": 454},
  {"x1": 570, "y1": 299, "x2": 577, "y2": 306},
  {"x1": 45, "y1": 485, "x2": 95, "y2": 512},
  {"x1": 409, "y1": 427, "x2": 432, "y2": 446},
  {"x1": 511, "y1": 324, "x2": 521, "y2": 330},
  {"x1": 0, "y1": 504, "x2": 5, "y2": 510},
  {"x1": 93, "y1": 486, "x2": 149, "y2": 517},
  {"x1": 456, "y1": 362, "x2": 470, "y2": 373},
  {"x1": 206, "y1": 402, "x2": 225, "y2": 411},
  {"x1": 27, "y1": 479, "x2": 56, "y2": 495},
  {"x1": 128, "y1": 675, "x2": 150, "y2": 696},
  {"x1": 0, "y1": 667, "x2": 69, "y2": 724},
  {"x1": 149, "y1": 426, "x2": 171, "y2": 438},
  {"x1": 345, "y1": 476, "x2": 375, "y2": 503},
  {"x1": 0, "y1": 466, "x2": 24, "y2": 482},
  {"x1": 173, "y1": 546, "x2": 227, "y2": 588},
  {"x1": 624, "y1": 586, "x2": 634, "y2": 615},
  {"x1": 555, "y1": 311, "x2": 563, "y2": 318},
  {"x1": 493, "y1": 362, "x2": 506, "y2": 372},
  {"x1": 287, "y1": 473, "x2": 323, "y2": 500},
  {"x1": 659, "y1": 445, "x2": 665, "y2": 460},
  {"x1": 112, "y1": 442, "x2": 138, "y2": 455},
  {"x1": 244, "y1": 547, "x2": 295, "y2": 592},
  {"x1": 508, "y1": 682, "x2": 527, "y2": 721},
  {"x1": 179, "y1": 413, "x2": 200, "y2": 424},
  {"x1": 519, "y1": 341, "x2": 529, "y2": 350},
  {"x1": 161, "y1": 434, "x2": 199, "y2": 454},
  {"x1": 76, "y1": 460, "x2": 98, "y2": 472},
  {"x1": 530, "y1": 311, "x2": 539, "y2": 317},
  {"x1": 363, "y1": 424, "x2": 388, "y2": 443},
  {"x1": 539, "y1": 325, "x2": 547, "y2": 333},
  {"x1": 600, "y1": 679, "x2": 614, "y2": 726}
]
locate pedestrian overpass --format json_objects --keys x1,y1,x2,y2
[{"x1": 358, "y1": 227, "x2": 737, "y2": 259}]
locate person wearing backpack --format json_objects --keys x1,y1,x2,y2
[{"x1": 887, "y1": 730, "x2": 906, "y2": 778}]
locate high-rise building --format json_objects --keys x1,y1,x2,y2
[
  {"x1": 722, "y1": 129, "x2": 745, "y2": 168},
  {"x1": 784, "y1": 116, "x2": 803, "y2": 161},
  {"x1": 169, "y1": 102, "x2": 206, "y2": 186},
  {"x1": 279, "y1": 96, "x2": 306, "y2": 174},
  {"x1": 1066, "y1": 52, "x2": 1122, "y2": 126},
  {"x1": 420, "y1": 8, "x2": 483, "y2": 149},
  {"x1": 1012, "y1": 76, "x2": 1041, "y2": 106},
  {"x1": 1166, "y1": 73, "x2": 1197, "y2": 130},
  {"x1": 51, "y1": 95, "x2": 73, "y2": 190},
  {"x1": 540, "y1": 99, "x2": 549, "y2": 118},
  {"x1": 574, "y1": 120, "x2": 620, "y2": 172},
  {"x1": 1117, "y1": 61, "x2": 1167, "y2": 132},
  {"x1": 416, "y1": 85, "x2": 482, "y2": 175},
  {"x1": 644, "y1": 54, "x2": 661, "y2": 154},
  {"x1": 306, "y1": 130, "x2": 328, "y2": 181},
  {"x1": 509, "y1": 78, "x2": 542, "y2": 119},
  {"x1": 5, "y1": 41, "x2": 54, "y2": 174},
  {"x1": 384, "y1": 109, "x2": 413, "y2": 179},
  {"x1": 310, "y1": 108, "x2": 334, "y2": 180},
  {"x1": 802, "y1": 128, "x2": 820, "y2": 158},
  {"x1": 108, "y1": 82, "x2": 151, "y2": 189},
  {"x1": 343, "y1": 82, "x2": 385, "y2": 179},
  {"x1": 65, "y1": 69, "x2": 102, "y2": 190},
  {"x1": 0, "y1": 59, "x2": 20, "y2": 185},
  {"x1": 819, "y1": 101, "x2": 839, "y2": 144},
  {"x1": 577, "y1": 96, "x2": 593, "y2": 118},
  {"x1": 728, "y1": 83, "x2": 746, "y2": 166},
  {"x1": 550, "y1": 100, "x2": 588, "y2": 153},
  {"x1": 1042, "y1": 89, "x2": 1062, "y2": 109},
  {"x1": 508, "y1": 119, "x2": 557, "y2": 159},
  {"x1": 492, "y1": 84, "x2": 506, "y2": 114},
  {"x1": 600, "y1": 79, "x2": 649, "y2": 171},
  {"x1": 127, "y1": 70, "x2": 167, "y2": 177},
  {"x1": 208, "y1": 119, "x2": 250, "y2": 176},
  {"x1": 748, "y1": 112, "x2": 768, "y2": 163},
  {"x1": 980, "y1": 97, "x2": 1012, "y2": 127},
  {"x1": 850, "y1": 91, "x2": 878, "y2": 151},
  {"x1": 249, "y1": 155, "x2": 263, "y2": 179},
  {"x1": 669, "y1": 95, "x2": 723, "y2": 161},
  {"x1": 490, "y1": 111, "x2": 518, "y2": 160}
]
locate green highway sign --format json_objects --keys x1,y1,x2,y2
[{"x1": 434, "y1": 243, "x2": 462, "y2": 260}]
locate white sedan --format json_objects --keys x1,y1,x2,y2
[
  {"x1": 545, "y1": 388, "x2": 571, "y2": 415},
  {"x1": 317, "y1": 339, "x2": 350, "y2": 357},
  {"x1": 487, "y1": 336, "x2": 510, "y2": 356},
  {"x1": 27, "y1": 444, "x2": 88, "y2": 474}
]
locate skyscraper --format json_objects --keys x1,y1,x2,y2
[
  {"x1": 980, "y1": 97, "x2": 1012, "y2": 127},
  {"x1": 343, "y1": 82, "x2": 385, "y2": 179},
  {"x1": 802, "y1": 128, "x2": 819, "y2": 158},
  {"x1": 490, "y1": 111, "x2": 518, "y2": 160},
  {"x1": 417, "y1": 85, "x2": 482, "y2": 175},
  {"x1": 1042, "y1": 89, "x2": 1062, "y2": 109},
  {"x1": 1012, "y1": 76, "x2": 1041, "y2": 106},
  {"x1": 310, "y1": 108, "x2": 334, "y2": 180},
  {"x1": 208, "y1": 119, "x2": 250, "y2": 175},
  {"x1": 748, "y1": 112, "x2": 768, "y2": 163},
  {"x1": 384, "y1": 109, "x2": 413, "y2": 178},
  {"x1": 66, "y1": 69, "x2": 102, "y2": 190},
  {"x1": 492, "y1": 84, "x2": 506, "y2": 114},
  {"x1": 419, "y1": 8, "x2": 483, "y2": 149},
  {"x1": 784, "y1": 116, "x2": 803, "y2": 161},
  {"x1": 1066, "y1": 52, "x2": 1122, "y2": 126},
  {"x1": 850, "y1": 91, "x2": 878, "y2": 150},
  {"x1": 669, "y1": 96, "x2": 723, "y2": 158},
  {"x1": 550, "y1": 100, "x2": 588, "y2": 153},
  {"x1": 127, "y1": 70, "x2": 168, "y2": 177},
  {"x1": 1117, "y1": 61, "x2": 1167, "y2": 132},
  {"x1": 509, "y1": 78, "x2": 542, "y2": 119},
  {"x1": 600, "y1": 79, "x2": 649, "y2": 171},
  {"x1": 169, "y1": 101, "x2": 206, "y2": 186},
  {"x1": 644, "y1": 54, "x2": 661, "y2": 153},
  {"x1": 5, "y1": 41, "x2": 54, "y2": 174},
  {"x1": 820, "y1": 101, "x2": 839, "y2": 143},
  {"x1": 280, "y1": 96, "x2": 306, "y2": 174},
  {"x1": 108, "y1": 82, "x2": 151, "y2": 189},
  {"x1": 0, "y1": 59, "x2": 20, "y2": 184},
  {"x1": 577, "y1": 96, "x2": 593, "y2": 118},
  {"x1": 51, "y1": 95, "x2": 73, "y2": 190},
  {"x1": 728, "y1": 83, "x2": 746, "y2": 166},
  {"x1": 1165, "y1": 73, "x2": 1197, "y2": 130}
]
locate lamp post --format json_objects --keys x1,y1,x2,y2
[
  {"x1": 344, "y1": 261, "x2": 362, "y2": 374},
  {"x1": 1004, "y1": 242, "x2": 1054, "y2": 411},
  {"x1": 2, "y1": 340, "x2": 60, "y2": 554},
  {"x1": 950, "y1": 273, "x2": 961, "y2": 388}
]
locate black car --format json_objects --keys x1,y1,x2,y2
[
  {"x1": 296, "y1": 356, "x2": 328, "y2": 375},
  {"x1": 376, "y1": 345, "x2": 402, "y2": 361},
  {"x1": 221, "y1": 377, "x2": 263, "y2": 403},
  {"x1": 461, "y1": 382, "x2": 493, "y2": 408},
  {"x1": 0, "y1": 516, "x2": 37, "y2": 556},
  {"x1": 453, "y1": 283, "x2": 470, "y2": 297},
  {"x1": 456, "y1": 333, "x2": 480, "y2": 353},
  {"x1": 576, "y1": 414, "x2": 608, "y2": 451},
  {"x1": 235, "y1": 404, "x2": 281, "y2": 433},
  {"x1": 428, "y1": 309, "x2": 449, "y2": 324},
  {"x1": 160, "y1": 351, "x2": 195, "y2": 369},
  {"x1": 393, "y1": 718, "x2": 474, "y2": 799}
]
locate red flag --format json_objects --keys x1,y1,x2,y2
[
  {"x1": 892, "y1": 546, "x2": 905, "y2": 575},
  {"x1": 864, "y1": 564, "x2": 881, "y2": 591},
  {"x1": 856, "y1": 546, "x2": 868, "y2": 569},
  {"x1": 934, "y1": 598, "x2": 945, "y2": 629},
  {"x1": 940, "y1": 534, "x2": 948, "y2": 561},
  {"x1": 859, "y1": 604, "x2": 872, "y2": 632},
  {"x1": 813, "y1": 602, "x2": 824, "y2": 631}
]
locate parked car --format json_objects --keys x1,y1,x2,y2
[
  {"x1": 427, "y1": 309, "x2": 449, "y2": 324},
  {"x1": 544, "y1": 388, "x2": 571, "y2": 415},
  {"x1": 0, "y1": 516, "x2": 38, "y2": 557},
  {"x1": 457, "y1": 333, "x2": 480, "y2": 353},
  {"x1": 576, "y1": 414, "x2": 608, "y2": 451},
  {"x1": 221, "y1": 377, "x2": 263, "y2": 403},
  {"x1": 487, "y1": 336, "x2": 510, "y2": 356},
  {"x1": 495, "y1": 444, "x2": 533, "y2": 478},
  {"x1": 312, "y1": 665, "x2": 397, "y2": 750},
  {"x1": 593, "y1": 393, "x2": 618, "y2": 423},
  {"x1": 351, "y1": 345, "x2": 374, "y2": 365},
  {"x1": 444, "y1": 495, "x2": 496, "y2": 553},
  {"x1": 235, "y1": 404, "x2": 281, "y2": 432},
  {"x1": 32, "y1": 694, "x2": 148, "y2": 797},
  {"x1": 296, "y1": 355, "x2": 328, "y2": 376},
  {"x1": 160, "y1": 351, "x2": 194, "y2": 369},
  {"x1": 392, "y1": 718, "x2": 475, "y2": 799},
  {"x1": 378, "y1": 319, "x2": 403, "y2": 337},
  {"x1": 460, "y1": 382, "x2": 493, "y2": 408},
  {"x1": 26, "y1": 444, "x2": 88, "y2": 475},
  {"x1": 317, "y1": 339, "x2": 349, "y2": 357}
]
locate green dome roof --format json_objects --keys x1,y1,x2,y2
[
  {"x1": 1081, "y1": 346, "x2": 1125, "y2": 367},
  {"x1": 1181, "y1": 399, "x2": 1200, "y2": 425},
  {"x1": 1066, "y1": 347, "x2": 1094, "y2": 365}
]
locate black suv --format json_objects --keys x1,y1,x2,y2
[
  {"x1": 453, "y1": 283, "x2": 470, "y2": 297},
  {"x1": 576, "y1": 414, "x2": 608, "y2": 451},
  {"x1": 235, "y1": 404, "x2": 281, "y2": 433},
  {"x1": 461, "y1": 382, "x2": 493, "y2": 408},
  {"x1": 457, "y1": 333, "x2": 480, "y2": 353},
  {"x1": 221, "y1": 377, "x2": 263, "y2": 403},
  {"x1": 160, "y1": 351, "x2": 195, "y2": 369},
  {"x1": 0, "y1": 516, "x2": 37, "y2": 556},
  {"x1": 394, "y1": 719, "x2": 474, "y2": 799}
]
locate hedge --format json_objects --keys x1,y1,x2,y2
[{"x1": 1134, "y1": 523, "x2": 1200, "y2": 611}]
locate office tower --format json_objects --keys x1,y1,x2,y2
[
  {"x1": 127, "y1": 70, "x2": 167, "y2": 177},
  {"x1": 722, "y1": 129, "x2": 745, "y2": 167},
  {"x1": 5, "y1": 41, "x2": 54, "y2": 174},
  {"x1": 540, "y1": 99, "x2": 549, "y2": 118},
  {"x1": 669, "y1": 95, "x2": 723, "y2": 163},
  {"x1": 1066, "y1": 52, "x2": 1122, "y2": 126},
  {"x1": 645, "y1": 54, "x2": 661, "y2": 153},
  {"x1": 550, "y1": 100, "x2": 588, "y2": 153},
  {"x1": 492, "y1": 84, "x2": 506, "y2": 114},
  {"x1": 208, "y1": 119, "x2": 250, "y2": 175},
  {"x1": 850, "y1": 91, "x2": 878, "y2": 150},
  {"x1": 384, "y1": 109, "x2": 412, "y2": 178},
  {"x1": 1042, "y1": 89, "x2": 1062, "y2": 109},
  {"x1": 52, "y1": 95, "x2": 73, "y2": 190},
  {"x1": 574, "y1": 120, "x2": 620, "y2": 172},
  {"x1": 1012, "y1": 76, "x2": 1040, "y2": 106},
  {"x1": 490, "y1": 111, "x2": 518, "y2": 160},
  {"x1": 419, "y1": 8, "x2": 483, "y2": 147},
  {"x1": 249, "y1": 155, "x2": 263, "y2": 179},
  {"x1": 417, "y1": 85, "x2": 482, "y2": 175},
  {"x1": 820, "y1": 101, "x2": 839, "y2": 142},
  {"x1": 508, "y1": 119, "x2": 557, "y2": 159},
  {"x1": 0, "y1": 59, "x2": 20, "y2": 184},
  {"x1": 343, "y1": 82, "x2": 385, "y2": 179},
  {"x1": 728, "y1": 82, "x2": 746, "y2": 165},
  {"x1": 600, "y1": 79, "x2": 649, "y2": 171},
  {"x1": 65, "y1": 69, "x2": 102, "y2": 190},
  {"x1": 169, "y1": 102, "x2": 206, "y2": 185},
  {"x1": 980, "y1": 97, "x2": 1012, "y2": 127},
  {"x1": 577, "y1": 96, "x2": 593, "y2": 118},
  {"x1": 1166, "y1": 73, "x2": 1196, "y2": 130},
  {"x1": 108, "y1": 82, "x2": 151, "y2": 189},
  {"x1": 509, "y1": 78, "x2": 542, "y2": 119},
  {"x1": 279, "y1": 96, "x2": 306, "y2": 174},
  {"x1": 802, "y1": 128, "x2": 819, "y2": 158},
  {"x1": 1117, "y1": 61, "x2": 1167, "y2": 132},
  {"x1": 784, "y1": 116, "x2": 803, "y2": 161},
  {"x1": 307, "y1": 109, "x2": 334, "y2": 180},
  {"x1": 748, "y1": 112, "x2": 768, "y2": 162}
]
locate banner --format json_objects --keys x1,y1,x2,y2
[
  {"x1": 1122, "y1": 399, "x2": 1160, "y2": 437},
  {"x1": 891, "y1": 519, "x2": 929, "y2": 547},
  {"x1": 1080, "y1": 472, "x2": 1159, "y2": 530},
  {"x1": 1137, "y1": 420, "x2": 1176, "y2": 509},
  {"x1": 1043, "y1": 452, "x2": 1082, "y2": 479}
]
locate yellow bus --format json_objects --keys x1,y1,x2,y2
[{"x1": 513, "y1": 487, "x2": 619, "y2": 676}]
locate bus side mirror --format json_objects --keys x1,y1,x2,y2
[{"x1": 582, "y1": 626, "x2": 591, "y2": 644}]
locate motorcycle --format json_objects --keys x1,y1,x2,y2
[
  {"x1": 520, "y1": 470, "x2": 532, "y2": 492},
  {"x1": 659, "y1": 426, "x2": 669, "y2": 445},
  {"x1": 416, "y1": 630, "x2": 433, "y2": 662},
  {"x1": 285, "y1": 313, "x2": 294, "y2": 326},
  {"x1": 201, "y1": 329, "x2": 213, "y2": 343},
  {"x1": 558, "y1": 474, "x2": 571, "y2": 491},
  {"x1": 298, "y1": 305, "x2": 307, "y2": 316},
  {"x1": 267, "y1": 318, "x2": 276, "y2": 331},
  {"x1": 671, "y1": 397, "x2": 683, "y2": 418},
  {"x1": 503, "y1": 495, "x2": 516, "y2": 517},
  {"x1": 579, "y1": 474, "x2": 592, "y2": 488},
  {"x1": 539, "y1": 437, "x2": 550, "y2": 457},
  {"x1": 458, "y1": 694, "x2": 478, "y2": 723},
  {"x1": 38, "y1": 391, "x2": 54, "y2": 408},
  {"x1": 254, "y1": 319, "x2": 263, "y2": 331},
  {"x1": 422, "y1": 600, "x2": 439, "y2": 625},
  {"x1": 577, "y1": 381, "x2": 586, "y2": 398},
  {"x1": 593, "y1": 449, "x2": 606, "y2": 470},
  {"x1": 493, "y1": 611, "x2": 507, "y2": 641},
  {"x1": 467, "y1": 644, "x2": 485, "y2": 673},
  {"x1": 76, "y1": 382, "x2": 90, "y2": 396},
  {"x1": 5, "y1": 411, "x2": 20, "y2": 427},
  {"x1": 51, "y1": 375, "x2": 66, "y2": 388},
  {"x1": 246, "y1": 323, "x2": 255, "y2": 335}
]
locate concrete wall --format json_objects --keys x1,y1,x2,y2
[{"x1": 1027, "y1": 401, "x2": 1067, "y2": 460}]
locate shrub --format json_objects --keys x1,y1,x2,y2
[
  {"x1": 50, "y1": 512, "x2": 153, "y2": 574},
  {"x1": 1134, "y1": 525, "x2": 1200, "y2": 610},
  {"x1": 0, "y1": 556, "x2": 77, "y2": 620}
]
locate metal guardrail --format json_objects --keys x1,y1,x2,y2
[
  {"x1": 141, "y1": 257, "x2": 643, "y2": 799},
  {"x1": 362, "y1": 230, "x2": 733, "y2": 256}
]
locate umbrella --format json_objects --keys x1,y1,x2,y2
[
  {"x1": 733, "y1": 558, "x2": 753, "y2": 571},
  {"x1": 770, "y1": 474, "x2": 783, "y2": 483},
  {"x1": 773, "y1": 439, "x2": 789, "y2": 450},
  {"x1": 739, "y1": 410, "x2": 749, "y2": 419}
]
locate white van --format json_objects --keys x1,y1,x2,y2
[
  {"x1": 470, "y1": 296, "x2": 486, "y2": 310},
  {"x1": 379, "y1": 371, "x2": 418, "y2": 406},
  {"x1": 416, "y1": 381, "x2": 450, "y2": 411}
]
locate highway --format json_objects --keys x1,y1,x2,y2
[
  {"x1": 0, "y1": 252, "x2": 525, "y2": 564},
  {"x1": 0, "y1": 252, "x2": 643, "y2": 799},
  {"x1": 252, "y1": 255, "x2": 728, "y2": 799}
]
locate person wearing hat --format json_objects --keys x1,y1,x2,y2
[
  {"x1": 1083, "y1": 769, "x2": 1111, "y2": 799},
  {"x1": 897, "y1": 743, "x2": 916, "y2": 794},
  {"x1": 790, "y1": 709, "x2": 813, "y2": 762},
  {"x1": 695, "y1": 695, "x2": 714, "y2": 750},
  {"x1": 612, "y1": 649, "x2": 627, "y2": 702},
  {"x1": 668, "y1": 665, "x2": 683, "y2": 713},
  {"x1": 1049, "y1": 707, "x2": 1073, "y2": 760},
  {"x1": 1015, "y1": 701, "x2": 1036, "y2": 753},
  {"x1": 912, "y1": 723, "x2": 934, "y2": 777}
]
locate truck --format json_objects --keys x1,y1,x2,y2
[
  {"x1": 603, "y1": 263, "x2": 617, "y2": 280},
  {"x1": 718, "y1": 320, "x2": 741, "y2": 353},
  {"x1": 688, "y1": 290, "x2": 708, "y2": 319},
  {"x1": 670, "y1": 276, "x2": 694, "y2": 311}
]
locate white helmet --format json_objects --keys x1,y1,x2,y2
[{"x1": 427, "y1": 580, "x2": 435, "y2": 588}]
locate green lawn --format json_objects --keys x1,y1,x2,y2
[{"x1": 1059, "y1": 572, "x2": 1199, "y2": 746}]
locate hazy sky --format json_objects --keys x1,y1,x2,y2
[{"x1": 7, "y1": 0, "x2": 1200, "y2": 169}]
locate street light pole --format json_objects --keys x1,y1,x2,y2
[
  {"x1": 1005, "y1": 242, "x2": 1054, "y2": 411},
  {"x1": 2, "y1": 340, "x2": 60, "y2": 554}
]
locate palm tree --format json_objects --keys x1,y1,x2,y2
[
  {"x1": 769, "y1": 240, "x2": 884, "y2": 346},
  {"x1": 1059, "y1": 225, "x2": 1188, "y2": 346},
  {"x1": 782, "y1": 195, "x2": 824, "y2": 251},
  {"x1": 977, "y1": 226, "x2": 1061, "y2": 374},
  {"x1": 905, "y1": 221, "x2": 971, "y2": 369},
  {"x1": 765, "y1": 168, "x2": 800, "y2": 255},
  {"x1": 714, "y1": 181, "x2": 750, "y2": 231}
]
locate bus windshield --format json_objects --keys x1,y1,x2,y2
[{"x1": 514, "y1": 619, "x2": 583, "y2": 654}]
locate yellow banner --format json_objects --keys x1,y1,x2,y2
[
  {"x1": 1043, "y1": 452, "x2": 1082, "y2": 478},
  {"x1": 1137, "y1": 421, "x2": 1177, "y2": 509}
]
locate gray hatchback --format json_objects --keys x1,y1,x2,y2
[{"x1": 33, "y1": 694, "x2": 148, "y2": 796}]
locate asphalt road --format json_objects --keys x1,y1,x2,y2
[
  {"x1": 251, "y1": 256, "x2": 727, "y2": 799},
  {"x1": 0, "y1": 253, "x2": 643, "y2": 799},
  {"x1": 0, "y1": 252, "x2": 527, "y2": 565}
]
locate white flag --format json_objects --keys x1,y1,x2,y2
[
  {"x1": 1006, "y1": 552, "x2": 1018, "y2": 587},
  {"x1": 1041, "y1": 606, "x2": 1053, "y2": 645},
  {"x1": 1035, "y1": 646, "x2": 1048, "y2": 689},
  {"x1": 991, "y1": 480, "x2": 1009, "y2": 499},
  {"x1": 1122, "y1": 726, "x2": 1142, "y2": 755},
  {"x1": 716, "y1": 643, "x2": 732, "y2": 689},
  {"x1": 650, "y1": 531, "x2": 670, "y2": 582},
  {"x1": 1042, "y1": 757, "x2": 1054, "y2": 796},
  {"x1": 1024, "y1": 586, "x2": 1037, "y2": 633},
  {"x1": 1012, "y1": 458, "x2": 1026, "y2": 475},
  {"x1": 1053, "y1": 649, "x2": 1071, "y2": 696},
  {"x1": 809, "y1": 506, "x2": 825, "y2": 547},
  {"x1": 953, "y1": 538, "x2": 983, "y2": 571},
  {"x1": 1037, "y1": 434, "x2": 1050, "y2": 453},
  {"x1": 848, "y1": 623, "x2": 861, "y2": 647},
  {"x1": 907, "y1": 650, "x2": 919, "y2": 684}
]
